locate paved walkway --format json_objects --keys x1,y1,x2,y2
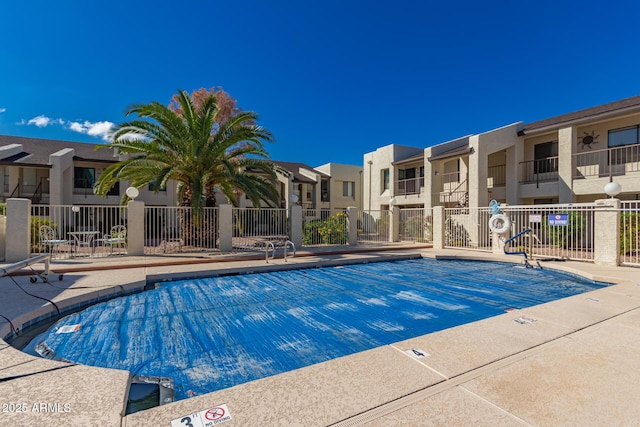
[{"x1": 1, "y1": 247, "x2": 639, "y2": 426}]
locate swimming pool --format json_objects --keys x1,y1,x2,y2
[{"x1": 33, "y1": 258, "x2": 605, "y2": 402}]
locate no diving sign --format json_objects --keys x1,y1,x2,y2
[{"x1": 171, "y1": 404, "x2": 232, "y2": 427}]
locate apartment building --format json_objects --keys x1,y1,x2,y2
[
  {"x1": 364, "y1": 95, "x2": 640, "y2": 210},
  {"x1": 0, "y1": 135, "x2": 363, "y2": 212}
]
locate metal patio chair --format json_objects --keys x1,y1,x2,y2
[
  {"x1": 98, "y1": 225, "x2": 127, "y2": 255},
  {"x1": 39, "y1": 225, "x2": 69, "y2": 259}
]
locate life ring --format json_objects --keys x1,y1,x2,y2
[{"x1": 489, "y1": 214, "x2": 511, "y2": 234}]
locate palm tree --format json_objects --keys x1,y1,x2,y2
[{"x1": 94, "y1": 89, "x2": 281, "y2": 245}]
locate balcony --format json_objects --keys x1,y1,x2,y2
[
  {"x1": 487, "y1": 164, "x2": 506, "y2": 187},
  {"x1": 519, "y1": 157, "x2": 559, "y2": 184},
  {"x1": 574, "y1": 143, "x2": 640, "y2": 179},
  {"x1": 395, "y1": 177, "x2": 424, "y2": 196},
  {"x1": 432, "y1": 172, "x2": 468, "y2": 207}
]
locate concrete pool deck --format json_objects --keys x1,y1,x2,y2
[{"x1": 1, "y1": 246, "x2": 639, "y2": 426}]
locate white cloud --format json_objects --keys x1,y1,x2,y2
[
  {"x1": 20, "y1": 113, "x2": 115, "y2": 141},
  {"x1": 67, "y1": 120, "x2": 114, "y2": 141},
  {"x1": 27, "y1": 115, "x2": 56, "y2": 128},
  {"x1": 0, "y1": 108, "x2": 6, "y2": 113}
]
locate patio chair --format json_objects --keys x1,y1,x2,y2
[
  {"x1": 39, "y1": 225, "x2": 69, "y2": 259},
  {"x1": 98, "y1": 225, "x2": 127, "y2": 255}
]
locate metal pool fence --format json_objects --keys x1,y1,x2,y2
[
  {"x1": 144, "y1": 207, "x2": 219, "y2": 254},
  {"x1": 399, "y1": 208, "x2": 433, "y2": 243},
  {"x1": 232, "y1": 208, "x2": 288, "y2": 251},
  {"x1": 357, "y1": 210, "x2": 390, "y2": 243},
  {"x1": 444, "y1": 207, "x2": 492, "y2": 251},
  {"x1": 501, "y1": 204, "x2": 596, "y2": 262},
  {"x1": 32, "y1": 205, "x2": 128, "y2": 257},
  {"x1": 302, "y1": 209, "x2": 347, "y2": 246},
  {"x1": 621, "y1": 201, "x2": 640, "y2": 267}
]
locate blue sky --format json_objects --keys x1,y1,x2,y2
[{"x1": 1, "y1": 1, "x2": 639, "y2": 167}]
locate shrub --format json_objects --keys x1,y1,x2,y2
[
  {"x1": 303, "y1": 212, "x2": 347, "y2": 245},
  {"x1": 621, "y1": 212, "x2": 640, "y2": 255},
  {"x1": 542, "y1": 212, "x2": 585, "y2": 249},
  {"x1": 30, "y1": 216, "x2": 59, "y2": 253}
]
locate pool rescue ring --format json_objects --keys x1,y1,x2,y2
[{"x1": 488, "y1": 214, "x2": 511, "y2": 234}]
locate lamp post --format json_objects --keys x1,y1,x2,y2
[
  {"x1": 125, "y1": 187, "x2": 139, "y2": 200},
  {"x1": 604, "y1": 182, "x2": 621, "y2": 199}
]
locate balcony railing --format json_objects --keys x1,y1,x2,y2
[
  {"x1": 487, "y1": 164, "x2": 506, "y2": 187},
  {"x1": 395, "y1": 177, "x2": 424, "y2": 196},
  {"x1": 519, "y1": 157, "x2": 559, "y2": 184},
  {"x1": 574, "y1": 143, "x2": 640, "y2": 179}
]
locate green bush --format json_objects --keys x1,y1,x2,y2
[
  {"x1": 303, "y1": 212, "x2": 347, "y2": 245},
  {"x1": 542, "y1": 212, "x2": 585, "y2": 249},
  {"x1": 0, "y1": 203, "x2": 6, "y2": 216},
  {"x1": 30, "y1": 217, "x2": 59, "y2": 253},
  {"x1": 621, "y1": 212, "x2": 640, "y2": 255}
]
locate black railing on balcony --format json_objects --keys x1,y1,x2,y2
[{"x1": 519, "y1": 157, "x2": 559, "y2": 184}]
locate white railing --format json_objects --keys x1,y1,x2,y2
[
  {"x1": 144, "y1": 207, "x2": 218, "y2": 254},
  {"x1": 399, "y1": 208, "x2": 433, "y2": 243},
  {"x1": 32, "y1": 205, "x2": 128, "y2": 258},
  {"x1": 574, "y1": 143, "x2": 640, "y2": 179},
  {"x1": 621, "y1": 201, "x2": 640, "y2": 267},
  {"x1": 502, "y1": 204, "x2": 596, "y2": 262},
  {"x1": 232, "y1": 208, "x2": 288, "y2": 251},
  {"x1": 302, "y1": 209, "x2": 347, "y2": 246},
  {"x1": 357, "y1": 210, "x2": 390, "y2": 243},
  {"x1": 444, "y1": 207, "x2": 492, "y2": 251}
]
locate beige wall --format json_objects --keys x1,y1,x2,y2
[
  {"x1": 315, "y1": 163, "x2": 363, "y2": 211},
  {"x1": 363, "y1": 144, "x2": 424, "y2": 211}
]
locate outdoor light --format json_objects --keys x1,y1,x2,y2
[
  {"x1": 389, "y1": 197, "x2": 397, "y2": 206},
  {"x1": 125, "y1": 187, "x2": 140, "y2": 200},
  {"x1": 604, "y1": 182, "x2": 622, "y2": 198},
  {"x1": 289, "y1": 194, "x2": 299, "y2": 204},
  {"x1": 71, "y1": 206, "x2": 80, "y2": 213}
]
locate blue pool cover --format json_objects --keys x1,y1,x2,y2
[{"x1": 37, "y1": 259, "x2": 605, "y2": 400}]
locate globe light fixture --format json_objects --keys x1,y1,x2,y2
[
  {"x1": 71, "y1": 206, "x2": 80, "y2": 213},
  {"x1": 125, "y1": 187, "x2": 140, "y2": 200},
  {"x1": 389, "y1": 197, "x2": 397, "y2": 206},
  {"x1": 290, "y1": 194, "x2": 299, "y2": 204},
  {"x1": 604, "y1": 182, "x2": 622, "y2": 198}
]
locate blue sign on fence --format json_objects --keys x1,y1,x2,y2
[{"x1": 548, "y1": 214, "x2": 569, "y2": 226}]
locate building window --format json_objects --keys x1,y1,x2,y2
[
  {"x1": 148, "y1": 182, "x2": 167, "y2": 192},
  {"x1": 609, "y1": 126, "x2": 639, "y2": 148},
  {"x1": 382, "y1": 169, "x2": 390, "y2": 190},
  {"x1": 609, "y1": 126, "x2": 640, "y2": 164},
  {"x1": 343, "y1": 181, "x2": 355, "y2": 197},
  {"x1": 74, "y1": 167, "x2": 95, "y2": 188},
  {"x1": 534, "y1": 141, "x2": 558, "y2": 174},
  {"x1": 321, "y1": 180, "x2": 330, "y2": 202}
]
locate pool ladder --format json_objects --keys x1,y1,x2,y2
[{"x1": 265, "y1": 240, "x2": 296, "y2": 263}]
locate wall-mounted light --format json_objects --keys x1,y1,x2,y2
[
  {"x1": 71, "y1": 206, "x2": 80, "y2": 213},
  {"x1": 389, "y1": 197, "x2": 397, "y2": 206}
]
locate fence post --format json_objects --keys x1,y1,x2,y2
[
  {"x1": 219, "y1": 205, "x2": 233, "y2": 252},
  {"x1": 346, "y1": 206, "x2": 358, "y2": 246},
  {"x1": 6, "y1": 198, "x2": 31, "y2": 263},
  {"x1": 593, "y1": 198, "x2": 620, "y2": 266},
  {"x1": 433, "y1": 206, "x2": 445, "y2": 249},
  {"x1": 127, "y1": 200, "x2": 145, "y2": 256},
  {"x1": 290, "y1": 205, "x2": 303, "y2": 249},
  {"x1": 390, "y1": 206, "x2": 400, "y2": 243}
]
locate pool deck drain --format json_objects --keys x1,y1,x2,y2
[{"x1": 1, "y1": 247, "x2": 639, "y2": 426}]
